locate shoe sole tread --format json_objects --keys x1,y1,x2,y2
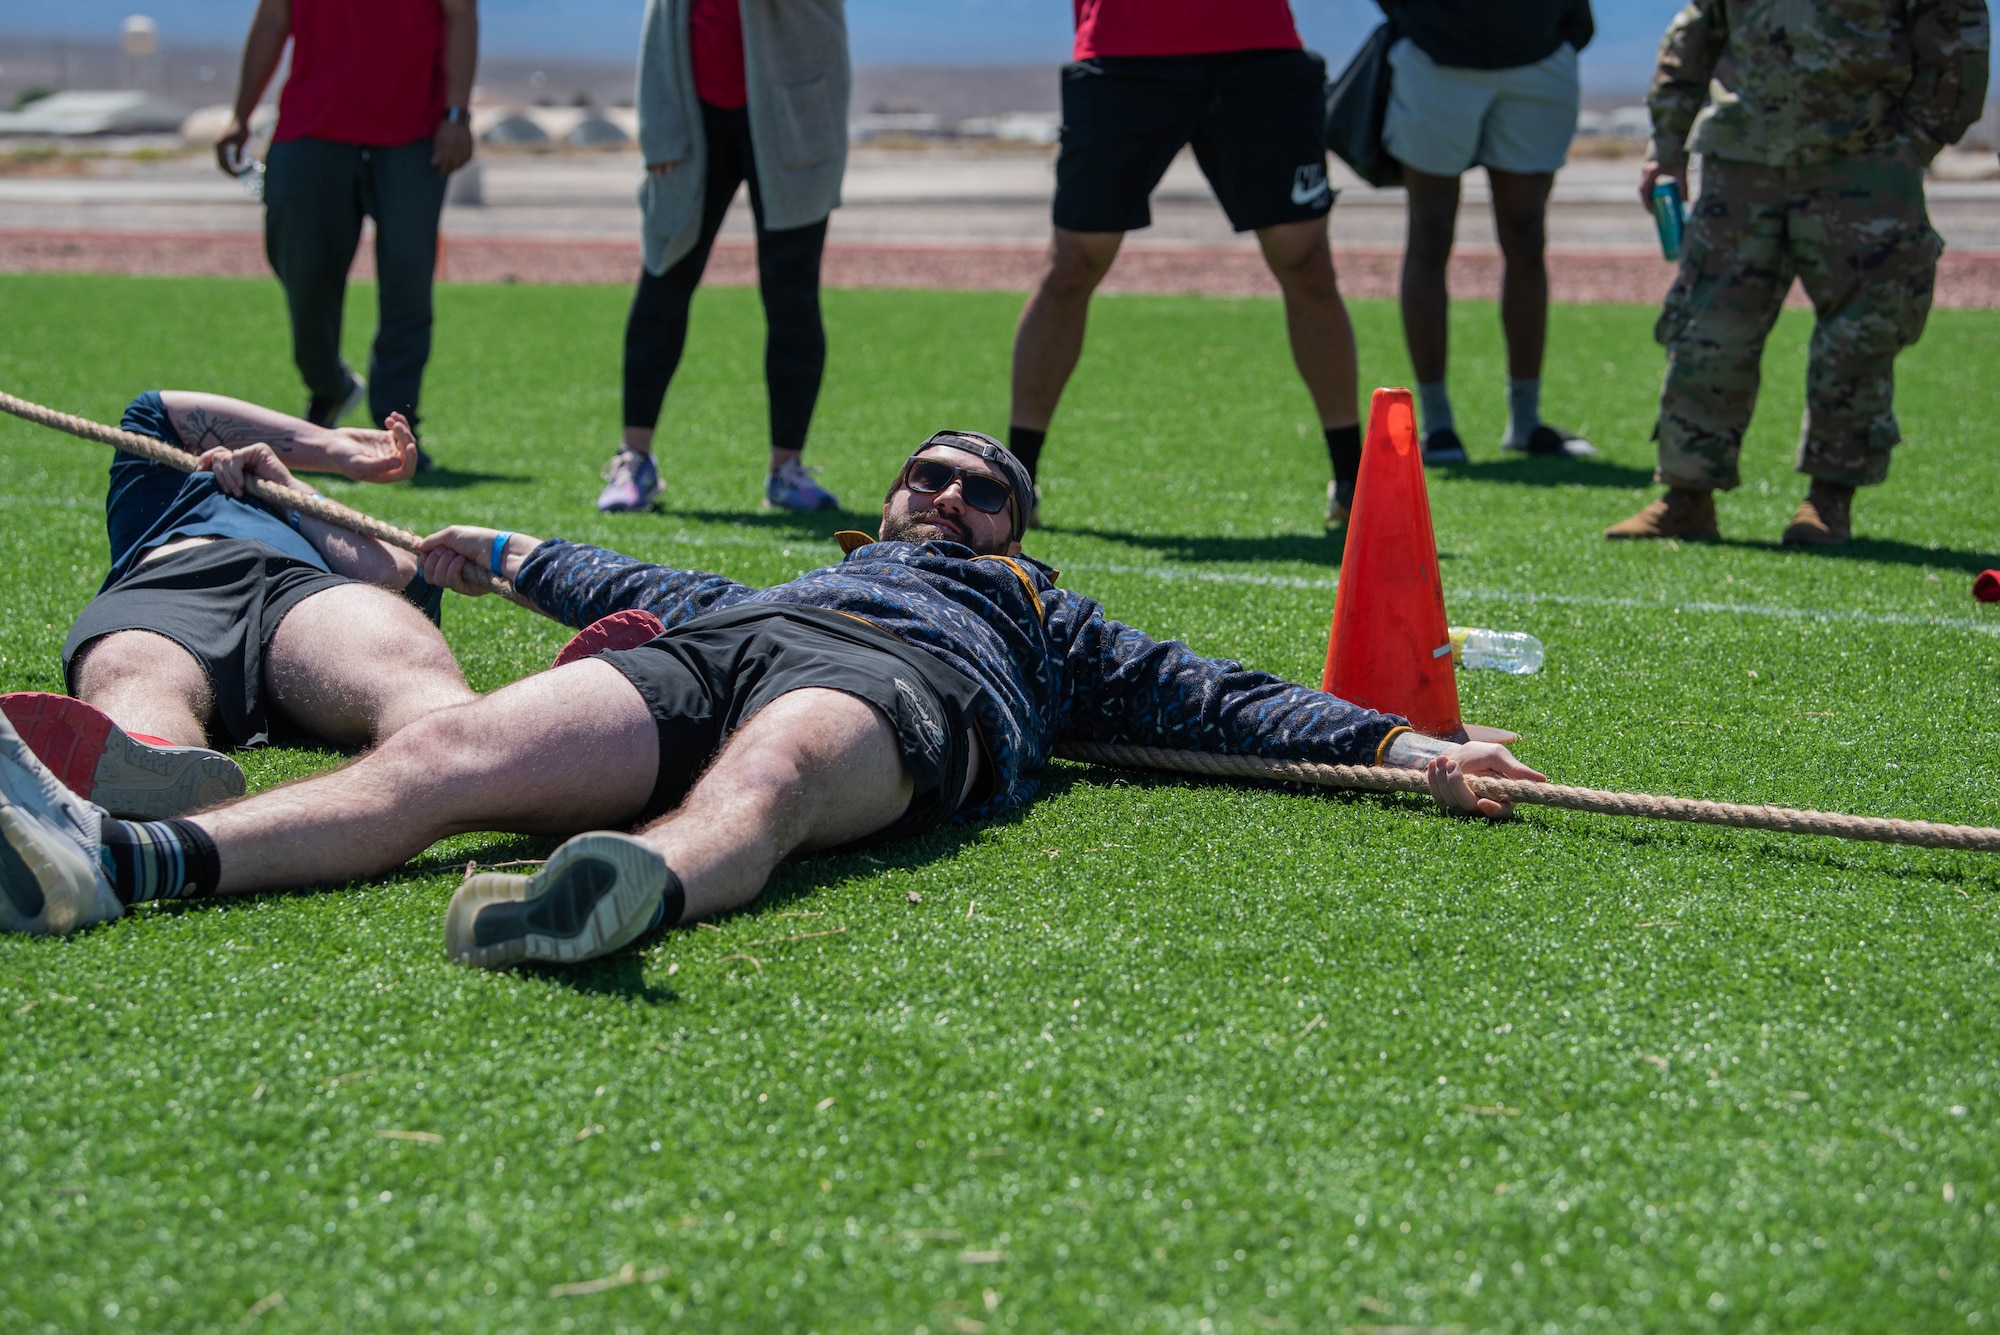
[
  {"x1": 444, "y1": 832, "x2": 666, "y2": 969},
  {"x1": 1, "y1": 694, "x2": 243, "y2": 818}
]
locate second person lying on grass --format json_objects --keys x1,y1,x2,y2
[{"x1": 2, "y1": 431, "x2": 1542, "y2": 961}]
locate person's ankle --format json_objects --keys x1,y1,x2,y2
[{"x1": 1807, "y1": 477, "x2": 1855, "y2": 503}]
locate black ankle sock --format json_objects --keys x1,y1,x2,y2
[
  {"x1": 1325, "y1": 424, "x2": 1362, "y2": 487},
  {"x1": 640, "y1": 865, "x2": 689, "y2": 938},
  {"x1": 99, "y1": 818, "x2": 221, "y2": 906},
  {"x1": 1007, "y1": 426, "x2": 1046, "y2": 480}
]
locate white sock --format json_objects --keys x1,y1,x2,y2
[
  {"x1": 1503, "y1": 377, "x2": 1542, "y2": 448},
  {"x1": 1417, "y1": 380, "x2": 1454, "y2": 438}
]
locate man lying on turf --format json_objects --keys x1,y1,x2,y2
[
  {"x1": 0, "y1": 392, "x2": 474, "y2": 824},
  {"x1": 0, "y1": 430, "x2": 1541, "y2": 951}
]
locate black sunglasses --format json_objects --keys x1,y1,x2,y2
[{"x1": 900, "y1": 458, "x2": 1014, "y2": 515}]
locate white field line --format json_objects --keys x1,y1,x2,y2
[{"x1": 1064, "y1": 561, "x2": 2000, "y2": 637}]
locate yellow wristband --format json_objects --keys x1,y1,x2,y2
[{"x1": 1373, "y1": 726, "x2": 1412, "y2": 766}]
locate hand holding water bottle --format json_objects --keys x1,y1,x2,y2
[
  {"x1": 215, "y1": 116, "x2": 265, "y2": 200},
  {"x1": 215, "y1": 114, "x2": 252, "y2": 177}
]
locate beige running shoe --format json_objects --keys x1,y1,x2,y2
[
  {"x1": 1604, "y1": 488, "x2": 1719, "y2": 541},
  {"x1": 445, "y1": 830, "x2": 679, "y2": 970},
  {"x1": 1780, "y1": 480, "x2": 1854, "y2": 546}
]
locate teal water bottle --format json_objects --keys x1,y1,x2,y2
[{"x1": 1651, "y1": 179, "x2": 1686, "y2": 261}]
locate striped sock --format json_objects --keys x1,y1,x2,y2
[{"x1": 98, "y1": 818, "x2": 221, "y2": 906}]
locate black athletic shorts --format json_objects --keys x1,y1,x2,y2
[
  {"x1": 595, "y1": 603, "x2": 987, "y2": 842},
  {"x1": 1054, "y1": 48, "x2": 1334, "y2": 235},
  {"x1": 62, "y1": 539, "x2": 354, "y2": 748}
]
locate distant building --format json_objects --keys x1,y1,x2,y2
[{"x1": 0, "y1": 89, "x2": 185, "y2": 136}]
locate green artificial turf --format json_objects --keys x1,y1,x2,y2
[{"x1": 2, "y1": 272, "x2": 1998, "y2": 1333}]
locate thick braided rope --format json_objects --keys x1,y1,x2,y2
[
  {"x1": 1054, "y1": 739, "x2": 2000, "y2": 854},
  {"x1": 0, "y1": 390, "x2": 509, "y2": 597}
]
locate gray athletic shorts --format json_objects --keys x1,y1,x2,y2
[{"x1": 1382, "y1": 40, "x2": 1580, "y2": 177}]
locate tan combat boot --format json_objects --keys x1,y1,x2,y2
[
  {"x1": 1780, "y1": 479, "x2": 1854, "y2": 546},
  {"x1": 1604, "y1": 487, "x2": 1719, "y2": 540}
]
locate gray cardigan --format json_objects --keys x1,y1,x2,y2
[{"x1": 635, "y1": 0, "x2": 850, "y2": 274}]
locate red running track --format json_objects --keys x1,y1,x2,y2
[{"x1": 8, "y1": 228, "x2": 2000, "y2": 308}]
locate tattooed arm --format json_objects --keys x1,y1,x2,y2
[
  {"x1": 198, "y1": 443, "x2": 418, "y2": 588},
  {"x1": 158, "y1": 392, "x2": 418, "y2": 482}
]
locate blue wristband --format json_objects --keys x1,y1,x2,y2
[{"x1": 489, "y1": 530, "x2": 514, "y2": 574}]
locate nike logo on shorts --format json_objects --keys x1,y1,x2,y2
[{"x1": 1291, "y1": 164, "x2": 1332, "y2": 207}]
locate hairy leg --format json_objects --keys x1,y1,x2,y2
[
  {"x1": 1256, "y1": 218, "x2": 1360, "y2": 430},
  {"x1": 641, "y1": 688, "x2": 914, "y2": 922},
  {"x1": 1009, "y1": 228, "x2": 1124, "y2": 432},
  {"x1": 1488, "y1": 168, "x2": 1555, "y2": 380},
  {"x1": 193, "y1": 659, "x2": 655, "y2": 894},
  {"x1": 264, "y1": 583, "x2": 475, "y2": 748},
  {"x1": 71, "y1": 630, "x2": 215, "y2": 748},
  {"x1": 1399, "y1": 166, "x2": 1463, "y2": 385}
]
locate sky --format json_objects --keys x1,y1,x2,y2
[{"x1": 0, "y1": 1, "x2": 1879, "y2": 93}]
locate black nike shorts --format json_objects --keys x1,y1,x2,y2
[
  {"x1": 62, "y1": 539, "x2": 354, "y2": 748},
  {"x1": 1054, "y1": 48, "x2": 1334, "y2": 235},
  {"x1": 594, "y1": 604, "x2": 987, "y2": 842}
]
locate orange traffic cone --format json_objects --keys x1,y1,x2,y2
[{"x1": 1319, "y1": 387, "x2": 1464, "y2": 737}]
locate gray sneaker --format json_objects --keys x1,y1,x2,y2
[
  {"x1": 306, "y1": 369, "x2": 368, "y2": 429},
  {"x1": 597, "y1": 448, "x2": 663, "y2": 512},
  {"x1": 1503, "y1": 424, "x2": 1598, "y2": 458},
  {"x1": 444, "y1": 830, "x2": 673, "y2": 969},
  {"x1": 0, "y1": 711, "x2": 121, "y2": 937},
  {"x1": 765, "y1": 459, "x2": 840, "y2": 512}
]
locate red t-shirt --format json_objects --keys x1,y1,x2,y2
[
  {"x1": 1073, "y1": 0, "x2": 1302, "y2": 59},
  {"x1": 274, "y1": 0, "x2": 448, "y2": 146},
  {"x1": 690, "y1": 0, "x2": 749, "y2": 110}
]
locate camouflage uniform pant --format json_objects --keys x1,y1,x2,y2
[{"x1": 1651, "y1": 153, "x2": 1941, "y2": 490}]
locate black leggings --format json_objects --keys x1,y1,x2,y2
[{"x1": 622, "y1": 101, "x2": 829, "y2": 454}]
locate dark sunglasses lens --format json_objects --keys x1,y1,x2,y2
[
  {"x1": 905, "y1": 460, "x2": 954, "y2": 493},
  {"x1": 959, "y1": 475, "x2": 1011, "y2": 514},
  {"x1": 904, "y1": 460, "x2": 1010, "y2": 515}
]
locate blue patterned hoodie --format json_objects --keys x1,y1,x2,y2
[{"x1": 515, "y1": 537, "x2": 1405, "y2": 820}]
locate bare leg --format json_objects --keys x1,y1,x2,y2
[
  {"x1": 194, "y1": 660, "x2": 657, "y2": 894},
  {"x1": 264, "y1": 583, "x2": 475, "y2": 747},
  {"x1": 638, "y1": 688, "x2": 914, "y2": 922},
  {"x1": 1255, "y1": 218, "x2": 1361, "y2": 430},
  {"x1": 71, "y1": 631, "x2": 215, "y2": 747},
  {"x1": 1488, "y1": 168, "x2": 1554, "y2": 380},
  {"x1": 1009, "y1": 228, "x2": 1124, "y2": 432},
  {"x1": 1399, "y1": 166, "x2": 1463, "y2": 385}
]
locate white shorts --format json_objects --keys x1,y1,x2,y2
[{"x1": 1382, "y1": 39, "x2": 1580, "y2": 177}]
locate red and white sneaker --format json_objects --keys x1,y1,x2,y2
[{"x1": 0, "y1": 693, "x2": 245, "y2": 819}]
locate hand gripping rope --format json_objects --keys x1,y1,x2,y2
[
  {"x1": 7, "y1": 393, "x2": 1994, "y2": 855},
  {"x1": 0, "y1": 389, "x2": 510, "y2": 597}
]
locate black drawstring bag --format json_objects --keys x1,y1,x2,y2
[{"x1": 1324, "y1": 21, "x2": 1403, "y2": 188}]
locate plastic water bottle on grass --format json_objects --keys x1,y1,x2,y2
[{"x1": 1449, "y1": 627, "x2": 1543, "y2": 675}]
